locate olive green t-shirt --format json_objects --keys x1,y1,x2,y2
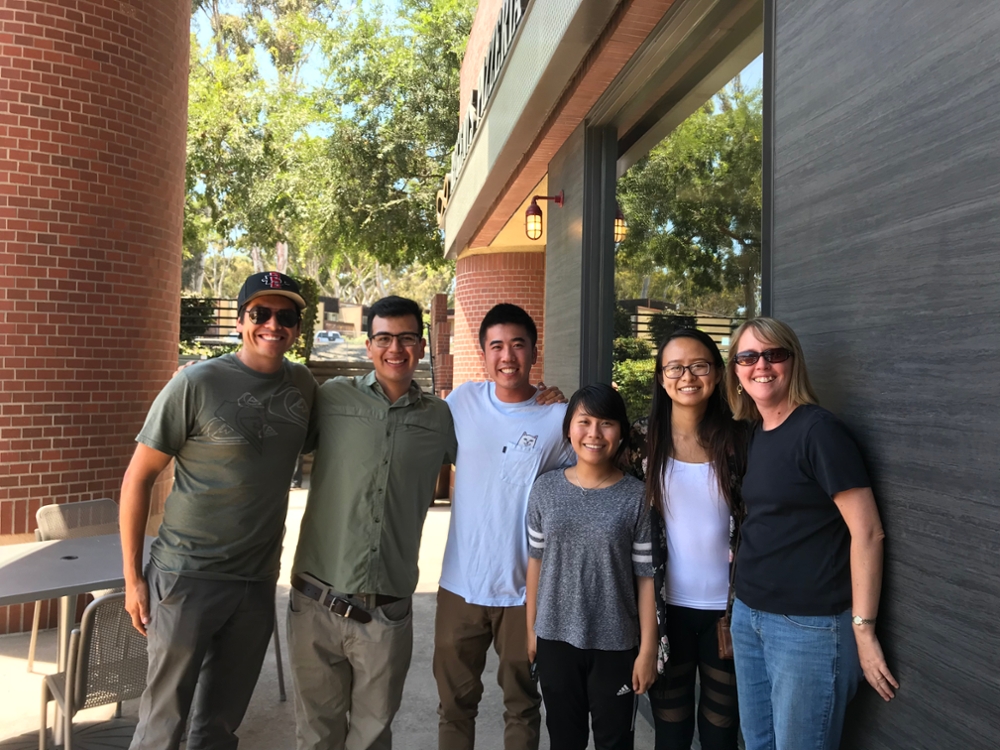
[{"x1": 138, "y1": 353, "x2": 316, "y2": 580}]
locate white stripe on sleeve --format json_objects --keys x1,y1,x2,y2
[{"x1": 528, "y1": 525, "x2": 545, "y2": 549}]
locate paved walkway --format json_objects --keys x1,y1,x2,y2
[{"x1": 1, "y1": 488, "x2": 656, "y2": 749}]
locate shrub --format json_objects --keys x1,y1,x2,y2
[
  {"x1": 614, "y1": 305, "x2": 634, "y2": 338},
  {"x1": 613, "y1": 336, "x2": 652, "y2": 363},
  {"x1": 612, "y1": 357, "x2": 656, "y2": 423},
  {"x1": 178, "y1": 340, "x2": 240, "y2": 359},
  {"x1": 179, "y1": 297, "x2": 215, "y2": 343}
]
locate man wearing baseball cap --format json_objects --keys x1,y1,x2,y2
[{"x1": 121, "y1": 271, "x2": 317, "y2": 750}]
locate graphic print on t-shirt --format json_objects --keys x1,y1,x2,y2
[
  {"x1": 206, "y1": 383, "x2": 308, "y2": 453},
  {"x1": 517, "y1": 432, "x2": 538, "y2": 449}
]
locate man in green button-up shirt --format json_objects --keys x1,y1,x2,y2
[{"x1": 287, "y1": 296, "x2": 457, "y2": 750}]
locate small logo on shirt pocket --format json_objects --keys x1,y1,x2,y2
[{"x1": 517, "y1": 432, "x2": 538, "y2": 449}]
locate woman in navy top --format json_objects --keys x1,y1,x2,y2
[{"x1": 724, "y1": 317, "x2": 898, "y2": 750}]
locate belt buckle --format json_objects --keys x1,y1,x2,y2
[{"x1": 329, "y1": 596, "x2": 353, "y2": 618}]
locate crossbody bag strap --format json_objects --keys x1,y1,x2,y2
[
  {"x1": 724, "y1": 448, "x2": 745, "y2": 623},
  {"x1": 725, "y1": 521, "x2": 741, "y2": 622}
]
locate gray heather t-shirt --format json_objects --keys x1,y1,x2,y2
[
  {"x1": 528, "y1": 470, "x2": 653, "y2": 651},
  {"x1": 138, "y1": 353, "x2": 316, "y2": 581}
]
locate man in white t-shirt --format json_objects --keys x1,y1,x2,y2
[{"x1": 434, "y1": 304, "x2": 575, "y2": 750}]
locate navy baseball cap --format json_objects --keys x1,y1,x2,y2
[{"x1": 237, "y1": 272, "x2": 306, "y2": 312}]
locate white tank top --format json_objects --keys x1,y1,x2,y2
[{"x1": 661, "y1": 459, "x2": 731, "y2": 610}]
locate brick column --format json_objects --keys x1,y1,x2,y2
[
  {"x1": 0, "y1": 1, "x2": 190, "y2": 634},
  {"x1": 429, "y1": 293, "x2": 453, "y2": 396},
  {"x1": 452, "y1": 251, "x2": 546, "y2": 387}
]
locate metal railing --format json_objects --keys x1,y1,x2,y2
[
  {"x1": 180, "y1": 298, "x2": 239, "y2": 344},
  {"x1": 629, "y1": 311, "x2": 744, "y2": 356}
]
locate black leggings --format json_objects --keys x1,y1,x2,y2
[{"x1": 648, "y1": 605, "x2": 739, "y2": 750}]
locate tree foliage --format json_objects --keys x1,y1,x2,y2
[
  {"x1": 612, "y1": 358, "x2": 656, "y2": 423},
  {"x1": 617, "y1": 80, "x2": 762, "y2": 317},
  {"x1": 183, "y1": 0, "x2": 472, "y2": 303}
]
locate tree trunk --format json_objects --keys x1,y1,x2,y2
[
  {"x1": 275, "y1": 241, "x2": 288, "y2": 273},
  {"x1": 743, "y1": 277, "x2": 757, "y2": 319},
  {"x1": 740, "y1": 241, "x2": 760, "y2": 318},
  {"x1": 191, "y1": 251, "x2": 206, "y2": 295}
]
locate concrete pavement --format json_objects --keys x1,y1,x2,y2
[{"x1": 0, "y1": 487, "x2": 656, "y2": 749}]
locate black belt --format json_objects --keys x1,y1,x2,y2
[{"x1": 290, "y1": 574, "x2": 403, "y2": 624}]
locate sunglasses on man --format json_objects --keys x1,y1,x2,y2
[
  {"x1": 733, "y1": 348, "x2": 792, "y2": 367},
  {"x1": 245, "y1": 306, "x2": 302, "y2": 328}
]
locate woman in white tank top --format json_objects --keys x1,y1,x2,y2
[{"x1": 628, "y1": 328, "x2": 748, "y2": 750}]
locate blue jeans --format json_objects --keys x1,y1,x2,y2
[{"x1": 731, "y1": 599, "x2": 862, "y2": 750}]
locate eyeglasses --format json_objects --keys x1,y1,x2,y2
[
  {"x1": 662, "y1": 362, "x2": 713, "y2": 379},
  {"x1": 369, "y1": 332, "x2": 422, "y2": 348},
  {"x1": 733, "y1": 348, "x2": 792, "y2": 366},
  {"x1": 245, "y1": 306, "x2": 301, "y2": 328}
]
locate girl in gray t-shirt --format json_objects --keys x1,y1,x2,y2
[{"x1": 526, "y1": 384, "x2": 657, "y2": 749}]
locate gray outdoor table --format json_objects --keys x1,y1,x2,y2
[{"x1": 0, "y1": 533, "x2": 152, "y2": 744}]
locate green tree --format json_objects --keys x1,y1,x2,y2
[
  {"x1": 184, "y1": 0, "x2": 474, "y2": 299},
  {"x1": 617, "y1": 79, "x2": 762, "y2": 317},
  {"x1": 314, "y1": 0, "x2": 474, "y2": 268},
  {"x1": 385, "y1": 261, "x2": 455, "y2": 310}
]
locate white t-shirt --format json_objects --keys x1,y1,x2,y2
[
  {"x1": 440, "y1": 381, "x2": 575, "y2": 606},
  {"x1": 662, "y1": 459, "x2": 731, "y2": 610}
]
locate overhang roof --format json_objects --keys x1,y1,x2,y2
[{"x1": 443, "y1": 0, "x2": 762, "y2": 258}]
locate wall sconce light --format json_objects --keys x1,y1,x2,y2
[
  {"x1": 614, "y1": 203, "x2": 628, "y2": 243},
  {"x1": 524, "y1": 191, "x2": 564, "y2": 240}
]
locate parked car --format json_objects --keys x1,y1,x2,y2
[{"x1": 314, "y1": 330, "x2": 344, "y2": 344}]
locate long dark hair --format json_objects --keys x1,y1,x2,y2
[{"x1": 645, "y1": 329, "x2": 746, "y2": 515}]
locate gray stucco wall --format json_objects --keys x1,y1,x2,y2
[
  {"x1": 771, "y1": 1, "x2": 1000, "y2": 747},
  {"x1": 544, "y1": 123, "x2": 586, "y2": 393}
]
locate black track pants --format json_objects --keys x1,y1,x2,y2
[{"x1": 535, "y1": 637, "x2": 638, "y2": 750}]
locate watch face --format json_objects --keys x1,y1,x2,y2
[{"x1": 853, "y1": 616, "x2": 862, "y2": 625}]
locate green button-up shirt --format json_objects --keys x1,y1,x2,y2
[{"x1": 292, "y1": 370, "x2": 457, "y2": 597}]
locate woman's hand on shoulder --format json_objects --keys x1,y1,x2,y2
[
  {"x1": 632, "y1": 648, "x2": 657, "y2": 695},
  {"x1": 856, "y1": 630, "x2": 898, "y2": 701}
]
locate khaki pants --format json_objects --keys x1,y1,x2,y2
[
  {"x1": 287, "y1": 587, "x2": 414, "y2": 750},
  {"x1": 433, "y1": 587, "x2": 541, "y2": 750}
]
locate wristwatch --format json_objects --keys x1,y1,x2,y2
[{"x1": 852, "y1": 615, "x2": 876, "y2": 626}]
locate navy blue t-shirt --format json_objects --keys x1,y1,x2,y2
[{"x1": 735, "y1": 404, "x2": 870, "y2": 616}]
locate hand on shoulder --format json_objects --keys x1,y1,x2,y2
[{"x1": 535, "y1": 382, "x2": 568, "y2": 406}]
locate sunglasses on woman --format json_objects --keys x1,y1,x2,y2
[
  {"x1": 245, "y1": 306, "x2": 301, "y2": 328},
  {"x1": 733, "y1": 348, "x2": 792, "y2": 366}
]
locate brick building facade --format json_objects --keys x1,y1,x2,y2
[{"x1": 0, "y1": 0, "x2": 189, "y2": 634}]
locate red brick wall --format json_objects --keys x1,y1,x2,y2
[
  {"x1": 453, "y1": 251, "x2": 546, "y2": 387},
  {"x1": 429, "y1": 292, "x2": 453, "y2": 396},
  {"x1": 0, "y1": 0, "x2": 190, "y2": 634}
]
